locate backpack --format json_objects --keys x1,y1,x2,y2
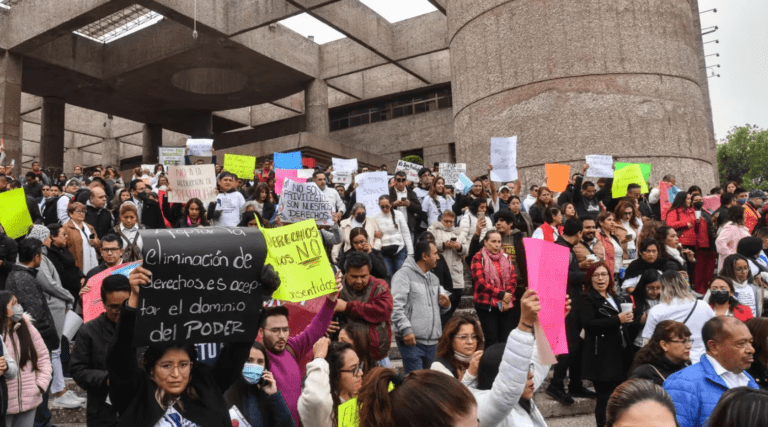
[
  {"x1": 42, "y1": 196, "x2": 61, "y2": 225},
  {"x1": 114, "y1": 225, "x2": 142, "y2": 262}
]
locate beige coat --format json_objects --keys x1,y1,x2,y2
[
  {"x1": 63, "y1": 220, "x2": 98, "y2": 272},
  {"x1": 428, "y1": 222, "x2": 466, "y2": 289}
]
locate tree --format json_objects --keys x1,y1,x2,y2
[
  {"x1": 401, "y1": 155, "x2": 423, "y2": 165},
  {"x1": 717, "y1": 125, "x2": 768, "y2": 190}
]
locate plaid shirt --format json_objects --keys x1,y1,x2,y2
[{"x1": 471, "y1": 251, "x2": 517, "y2": 309}]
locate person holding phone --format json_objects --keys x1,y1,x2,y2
[
  {"x1": 63, "y1": 202, "x2": 100, "y2": 274},
  {"x1": 428, "y1": 211, "x2": 466, "y2": 323}
]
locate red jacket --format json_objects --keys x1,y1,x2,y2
[
  {"x1": 745, "y1": 203, "x2": 760, "y2": 233},
  {"x1": 471, "y1": 251, "x2": 517, "y2": 309},
  {"x1": 710, "y1": 303, "x2": 754, "y2": 322},
  {"x1": 339, "y1": 277, "x2": 393, "y2": 361},
  {"x1": 666, "y1": 207, "x2": 697, "y2": 246}
]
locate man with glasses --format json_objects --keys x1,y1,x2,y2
[
  {"x1": 389, "y1": 171, "x2": 423, "y2": 235},
  {"x1": 83, "y1": 234, "x2": 124, "y2": 283},
  {"x1": 71, "y1": 274, "x2": 132, "y2": 427}
]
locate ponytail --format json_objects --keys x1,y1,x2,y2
[{"x1": 380, "y1": 195, "x2": 398, "y2": 229}]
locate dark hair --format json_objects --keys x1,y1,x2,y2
[
  {"x1": 378, "y1": 195, "x2": 398, "y2": 229},
  {"x1": 238, "y1": 211, "x2": 264, "y2": 228},
  {"x1": 327, "y1": 341, "x2": 356, "y2": 423},
  {"x1": 417, "y1": 167, "x2": 431, "y2": 178},
  {"x1": 394, "y1": 171, "x2": 407, "y2": 180},
  {"x1": 627, "y1": 183, "x2": 642, "y2": 193},
  {"x1": 141, "y1": 343, "x2": 200, "y2": 409},
  {"x1": 25, "y1": 171, "x2": 37, "y2": 180},
  {"x1": 747, "y1": 317, "x2": 768, "y2": 370},
  {"x1": 709, "y1": 275, "x2": 744, "y2": 311},
  {"x1": 581, "y1": 180, "x2": 595, "y2": 191},
  {"x1": 340, "y1": 323, "x2": 374, "y2": 375},
  {"x1": 631, "y1": 269, "x2": 661, "y2": 312},
  {"x1": 562, "y1": 218, "x2": 583, "y2": 237},
  {"x1": 226, "y1": 342, "x2": 272, "y2": 415},
  {"x1": 413, "y1": 240, "x2": 434, "y2": 263},
  {"x1": 720, "y1": 254, "x2": 754, "y2": 283},
  {"x1": 560, "y1": 202, "x2": 578, "y2": 219},
  {"x1": 129, "y1": 179, "x2": 142, "y2": 192},
  {"x1": 605, "y1": 379, "x2": 677, "y2": 427},
  {"x1": 655, "y1": 226, "x2": 676, "y2": 259},
  {"x1": 18, "y1": 238, "x2": 42, "y2": 264},
  {"x1": 47, "y1": 223, "x2": 63, "y2": 239},
  {"x1": 583, "y1": 261, "x2": 615, "y2": 294},
  {"x1": 476, "y1": 342, "x2": 505, "y2": 390},
  {"x1": 597, "y1": 211, "x2": 615, "y2": 229},
  {"x1": 710, "y1": 187, "x2": 721, "y2": 195},
  {"x1": 468, "y1": 197, "x2": 487, "y2": 216},
  {"x1": 753, "y1": 227, "x2": 768, "y2": 240},
  {"x1": 630, "y1": 320, "x2": 691, "y2": 373},
  {"x1": 670, "y1": 191, "x2": 689, "y2": 211},
  {"x1": 687, "y1": 185, "x2": 702, "y2": 196},
  {"x1": 639, "y1": 238, "x2": 659, "y2": 254},
  {"x1": 357, "y1": 368, "x2": 477, "y2": 427},
  {"x1": 312, "y1": 170, "x2": 326, "y2": 180},
  {"x1": 417, "y1": 231, "x2": 435, "y2": 244},
  {"x1": 494, "y1": 208, "x2": 515, "y2": 226},
  {"x1": 100, "y1": 233, "x2": 124, "y2": 249},
  {"x1": 544, "y1": 206, "x2": 561, "y2": 224},
  {"x1": 720, "y1": 191, "x2": 735, "y2": 206},
  {"x1": 218, "y1": 171, "x2": 237, "y2": 181},
  {"x1": 708, "y1": 387, "x2": 768, "y2": 427},
  {"x1": 344, "y1": 250, "x2": 372, "y2": 272},
  {"x1": 349, "y1": 227, "x2": 369, "y2": 249},
  {"x1": 184, "y1": 198, "x2": 210, "y2": 226},
  {"x1": 735, "y1": 187, "x2": 748, "y2": 195},
  {"x1": 737, "y1": 237, "x2": 764, "y2": 260},
  {"x1": 482, "y1": 230, "x2": 501, "y2": 243},
  {"x1": 702, "y1": 316, "x2": 742, "y2": 351},
  {"x1": 726, "y1": 205, "x2": 745, "y2": 225},
  {"x1": 436, "y1": 315, "x2": 485, "y2": 377},
  {"x1": 529, "y1": 185, "x2": 539, "y2": 192},
  {"x1": 260, "y1": 305, "x2": 289, "y2": 328},
  {"x1": 101, "y1": 274, "x2": 131, "y2": 304},
  {"x1": 0, "y1": 291, "x2": 40, "y2": 371}
]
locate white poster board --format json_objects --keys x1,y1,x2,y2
[
  {"x1": 490, "y1": 136, "x2": 518, "y2": 182},
  {"x1": 332, "y1": 158, "x2": 358, "y2": 173},
  {"x1": 297, "y1": 169, "x2": 315, "y2": 180},
  {"x1": 585, "y1": 155, "x2": 614, "y2": 178},
  {"x1": 333, "y1": 171, "x2": 353, "y2": 189},
  {"x1": 439, "y1": 163, "x2": 466, "y2": 185},
  {"x1": 166, "y1": 164, "x2": 218, "y2": 204},
  {"x1": 158, "y1": 147, "x2": 185, "y2": 167},
  {"x1": 396, "y1": 160, "x2": 422, "y2": 182},
  {"x1": 276, "y1": 180, "x2": 334, "y2": 226},
  {"x1": 185, "y1": 138, "x2": 214, "y2": 156},
  {"x1": 355, "y1": 171, "x2": 389, "y2": 216}
]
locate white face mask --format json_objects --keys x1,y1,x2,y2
[{"x1": 10, "y1": 304, "x2": 23, "y2": 323}]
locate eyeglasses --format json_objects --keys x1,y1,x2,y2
[
  {"x1": 667, "y1": 339, "x2": 694, "y2": 345},
  {"x1": 395, "y1": 178, "x2": 406, "y2": 182},
  {"x1": 266, "y1": 327, "x2": 290, "y2": 335},
  {"x1": 340, "y1": 362, "x2": 365, "y2": 376},
  {"x1": 73, "y1": 210, "x2": 85, "y2": 214},
  {"x1": 735, "y1": 267, "x2": 750, "y2": 272},
  {"x1": 101, "y1": 247, "x2": 122, "y2": 253},
  {"x1": 156, "y1": 361, "x2": 193, "y2": 376},
  {"x1": 105, "y1": 304, "x2": 122, "y2": 313},
  {"x1": 380, "y1": 205, "x2": 391, "y2": 210},
  {"x1": 593, "y1": 273, "x2": 610, "y2": 278},
  {"x1": 455, "y1": 334, "x2": 479, "y2": 342}
]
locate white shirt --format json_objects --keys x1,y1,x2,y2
[
  {"x1": 706, "y1": 354, "x2": 752, "y2": 389},
  {"x1": 532, "y1": 226, "x2": 559, "y2": 241},
  {"x1": 642, "y1": 298, "x2": 715, "y2": 363},
  {"x1": 214, "y1": 191, "x2": 246, "y2": 227},
  {"x1": 733, "y1": 280, "x2": 757, "y2": 315},
  {"x1": 118, "y1": 224, "x2": 143, "y2": 252},
  {"x1": 373, "y1": 210, "x2": 413, "y2": 255},
  {"x1": 57, "y1": 194, "x2": 72, "y2": 223},
  {"x1": 75, "y1": 222, "x2": 99, "y2": 274},
  {"x1": 522, "y1": 194, "x2": 536, "y2": 213},
  {"x1": 320, "y1": 186, "x2": 346, "y2": 214}
]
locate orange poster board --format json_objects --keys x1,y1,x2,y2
[{"x1": 545, "y1": 164, "x2": 571, "y2": 193}]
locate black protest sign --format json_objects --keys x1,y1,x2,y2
[{"x1": 135, "y1": 227, "x2": 267, "y2": 346}]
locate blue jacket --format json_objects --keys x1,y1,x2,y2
[{"x1": 664, "y1": 354, "x2": 758, "y2": 427}]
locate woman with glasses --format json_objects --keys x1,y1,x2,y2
[
  {"x1": 299, "y1": 338, "x2": 362, "y2": 427},
  {"x1": 706, "y1": 254, "x2": 763, "y2": 317},
  {"x1": 579, "y1": 262, "x2": 633, "y2": 427},
  {"x1": 63, "y1": 202, "x2": 99, "y2": 274},
  {"x1": 629, "y1": 320, "x2": 692, "y2": 386},
  {"x1": 335, "y1": 228, "x2": 389, "y2": 281},
  {"x1": 431, "y1": 315, "x2": 484, "y2": 381},
  {"x1": 704, "y1": 275, "x2": 754, "y2": 321},
  {"x1": 614, "y1": 200, "x2": 642, "y2": 260},
  {"x1": 373, "y1": 195, "x2": 413, "y2": 276}
]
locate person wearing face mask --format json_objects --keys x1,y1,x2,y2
[
  {"x1": 225, "y1": 342, "x2": 294, "y2": 427},
  {"x1": 744, "y1": 189, "x2": 766, "y2": 233},
  {"x1": 332, "y1": 203, "x2": 382, "y2": 264},
  {"x1": 707, "y1": 255, "x2": 763, "y2": 317},
  {"x1": 715, "y1": 205, "x2": 751, "y2": 271},
  {"x1": 691, "y1": 193, "x2": 718, "y2": 294},
  {"x1": 373, "y1": 195, "x2": 413, "y2": 276},
  {"x1": 705, "y1": 276, "x2": 754, "y2": 321},
  {"x1": 127, "y1": 179, "x2": 165, "y2": 229}
]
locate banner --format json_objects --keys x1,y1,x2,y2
[
  {"x1": 166, "y1": 165, "x2": 218, "y2": 204},
  {"x1": 186, "y1": 139, "x2": 214, "y2": 156},
  {"x1": 82, "y1": 262, "x2": 141, "y2": 323},
  {"x1": 262, "y1": 220, "x2": 337, "y2": 302},
  {"x1": 660, "y1": 181, "x2": 674, "y2": 221},
  {"x1": 332, "y1": 158, "x2": 358, "y2": 173},
  {"x1": 490, "y1": 136, "x2": 518, "y2": 182},
  {"x1": 395, "y1": 160, "x2": 421, "y2": 181},
  {"x1": 615, "y1": 162, "x2": 652, "y2": 182},
  {"x1": 439, "y1": 163, "x2": 466, "y2": 186},
  {"x1": 524, "y1": 238, "x2": 569, "y2": 356},
  {"x1": 274, "y1": 169, "x2": 308, "y2": 195},
  {"x1": 545, "y1": 164, "x2": 571, "y2": 193},
  {"x1": 134, "y1": 227, "x2": 267, "y2": 346},
  {"x1": 585, "y1": 155, "x2": 614, "y2": 178},
  {"x1": 355, "y1": 171, "x2": 389, "y2": 216},
  {"x1": 333, "y1": 171, "x2": 353, "y2": 189},
  {"x1": 0, "y1": 189, "x2": 33, "y2": 239},
  {"x1": 273, "y1": 152, "x2": 302, "y2": 170},
  {"x1": 158, "y1": 147, "x2": 185, "y2": 167},
  {"x1": 276, "y1": 180, "x2": 334, "y2": 226},
  {"x1": 453, "y1": 173, "x2": 473, "y2": 195},
  {"x1": 612, "y1": 164, "x2": 649, "y2": 198},
  {"x1": 223, "y1": 154, "x2": 257, "y2": 180}
]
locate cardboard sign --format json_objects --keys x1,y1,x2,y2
[
  {"x1": 453, "y1": 173, "x2": 473, "y2": 195},
  {"x1": 545, "y1": 164, "x2": 571, "y2": 193},
  {"x1": 439, "y1": 163, "x2": 466, "y2": 186},
  {"x1": 297, "y1": 169, "x2": 315, "y2": 180},
  {"x1": 166, "y1": 165, "x2": 218, "y2": 204},
  {"x1": 273, "y1": 152, "x2": 302, "y2": 170},
  {"x1": 703, "y1": 195, "x2": 721, "y2": 215},
  {"x1": 262, "y1": 220, "x2": 337, "y2": 302},
  {"x1": 0, "y1": 189, "x2": 33, "y2": 239},
  {"x1": 276, "y1": 180, "x2": 334, "y2": 226},
  {"x1": 158, "y1": 147, "x2": 185, "y2": 167},
  {"x1": 186, "y1": 139, "x2": 214, "y2": 156},
  {"x1": 585, "y1": 155, "x2": 614, "y2": 178},
  {"x1": 332, "y1": 158, "x2": 358, "y2": 173},
  {"x1": 82, "y1": 262, "x2": 141, "y2": 323},
  {"x1": 355, "y1": 171, "x2": 389, "y2": 216},
  {"x1": 395, "y1": 160, "x2": 421, "y2": 181},
  {"x1": 223, "y1": 154, "x2": 257, "y2": 180},
  {"x1": 490, "y1": 136, "x2": 518, "y2": 182},
  {"x1": 274, "y1": 169, "x2": 308, "y2": 195},
  {"x1": 615, "y1": 162, "x2": 652, "y2": 182},
  {"x1": 333, "y1": 171, "x2": 353, "y2": 188},
  {"x1": 134, "y1": 227, "x2": 267, "y2": 346},
  {"x1": 524, "y1": 238, "x2": 569, "y2": 356},
  {"x1": 612, "y1": 165, "x2": 649, "y2": 198}
]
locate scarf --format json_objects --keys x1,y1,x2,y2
[
  {"x1": 597, "y1": 231, "x2": 616, "y2": 274},
  {"x1": 666, "y1": 245, "x2": 686, "y2": 267},
  {"x1": 623, "y1": 257, "x2": 667, "y2": 281},
  {"x1": 454, "y1": 352, "x2": 472, "y2": 364},
  {"x1": 481, "y1": 247, "x2": 514, "y2": 295},
  {"x1": 186, "y1": 216, "x2": 201, "y2": 226}
]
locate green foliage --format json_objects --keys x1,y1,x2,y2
[
  {"x1": 717, "y1": 125, "x2": 768, "y2": 191},
  {"x1": 402, "y1": 155, "x2": 423, "y2": 165}
]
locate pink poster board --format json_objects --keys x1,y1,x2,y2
[
  {"x1": 703, "y1": 195, "x2": 721, "y2": 215},
  {"x1": 82, "y1": 261, "x2": 142, "y2": 323},
  {"x1": 274, "y1": 169, "x2": 308, "y2": 195},
  {"x1": 523, "y1": 238, "x2": 569, "y2": 356}
]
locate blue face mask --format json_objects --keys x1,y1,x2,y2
[
  {"x1": 242, "y1": 363, "x2": 264, "y2": 385},
  {"x1": 738, "y1": 198, "x2": 748, "y2": 205}
]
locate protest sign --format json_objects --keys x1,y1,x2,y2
[
  {"x1": 83, "y1": 262, "x2": 141, "y2": 323},
  {"x1": 276, "y1": 180, "x2": 334, "y2": 226},
  {"x1": 223, "y1": 154, "x2": 257, "y2": 180},
  {"x1": 439, "y1": 163, "x2": 466, "y2": 186},
  {"x1": 134, "y1": 227, "x2": 267, "y2": 346},
  {"x1": 302, "y1": 157, "x2": 316, "y2": 168},
  {"x1": 490, "y1": 136, "x2": 518, "y2": 182},
  {"x1": 261, "y1": 220, "x2": 337, "y2": 302},
  {"x1": 0, "y1": 189, "x2": 33, "y2": 239},
  {"x1": 158, "y1": 147, "x2": 185, "y2": 167},
  {"x1": 337, "y1": 379, "x2": 393, "y2": 427},
  {"x1": 166, "y1": 165, "x2": 218, "y2": 204},
  {"x1": 703, "y1": 195, "x2": 721, "y2": 214},
  {"x1": 545, "y1": 164, "x2": 571, "y2": 193},
  {"x1": 141, "y1": 164, "x2": 155, "y2": 174},
  {"x1": 524, "y1": 238, "x2": 569, "y2": 356},
  {"x1": 615, "y1": 162, "x2": 652, "y2": 182},
  {"x1": 332, "y1": 158, "x2": 358, "y2": 173},
  {"x1": 274, "y1": 169, "x2": 308, "y2": 195},
  {"x1": 453, "y1": 173, "x2": 473, "y2": 195},
  {"x1": 186, "y1": 139, "x2": 213, "y2": 156},
  {"x1": 355, "y1": 172, "x2": 389, "y2": 216},
  {"x1": 396, "y1": 160, "x2": 421, "y2": 181},
  {"x1": 333, "y1": 171, "x2": 353, "y2": 189},
  {"x1": 273, "y1": 152, "x2": 302, "y2": 170},
  {"x1": 585, "y1": 155, "x2": 614, "y2": 178},
  {"x1": 297, "y1": 169, "x2": 315, "y2": 180},
  {"x1": 612, "y1": 165, "x2": 649, "y2": 198},
  {"x1": 660, "y1": 181, "x2": 674, "y2": 221}
]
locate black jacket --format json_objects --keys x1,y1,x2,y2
[
  {"x1": 337, "y1": 249, "x2": 389, "y2": 281},
  {"x1": 630, "y1": 355, "x2": 690, "y2": 387},
  {"x1": 573, "y1": 175, "x2": 612, "y2": 221},
  {"x1": 107, "y1": 306, "x2": 251, "y2": 427},
  {"x1": 0, "y1": 233, "x2": 17, "y2": 289},
  {"x1": 71, "y1": 312, "x2": 121, "y2": 427},
  {"x1": 6, "y1": 265, "x2": 60, "y2": 351},
  {"x1": 85, "y1": 203, "x2": 114, "y2": 239},
  {"x1": 130, "y1": 196, "x2": 166, "y2": 230},
  {"x1": 46, "y1": 244, "x2": 86, "y2": 302},
  {"x1": 389, "y1": 186, "x2": 423, "y2": 232},
  {"x1": 579, "y1": 289, "x2": 632, "y2": 383}
]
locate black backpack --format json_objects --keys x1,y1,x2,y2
[{"x1": 42, "y1": 196, "x2": 61, "y2": 225}]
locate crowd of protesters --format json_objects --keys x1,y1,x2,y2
[{"x1": 2, "y1": 147, "x2": 768, "y2": 427}]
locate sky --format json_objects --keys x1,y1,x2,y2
[{"x1": 278, "y1": 0, "x2": 767, "y2": 142}]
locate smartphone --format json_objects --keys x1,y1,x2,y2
[
  {"x1": 450, "y1": 237, "x2": 457, "y2": 241},
  {"x1": 89, "y1": 234, "x2": 95, "y2": 240},
  {"x1": 400, "y1": 197, "x2": 406, "y2": 201}
]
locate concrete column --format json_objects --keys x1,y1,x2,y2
[
  {"x1": 0, "y1": 52, "x2": 23, "y2": 177},
  {"x1": 142, "y1": 123, "x2": 163, "y2": 164},
  {"x1": 63, "y1": 133, "x2": 82, "y2": 174},
  {"x1": 304, "y1": 79, "x2": 329, "y2": 136},
  {"x1": 102, "y1": 115, "x2": 120, "y2": 168},
  {"x1": 40, "y1": 96, "x2": 66, "y2": 169}
]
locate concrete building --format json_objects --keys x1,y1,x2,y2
[{"x1": 0, "y1": 0, "x2": 717, "y2": 189}]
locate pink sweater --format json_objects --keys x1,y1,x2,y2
[
  {"x1": 4, "y1": 317, "x2": 52, "y2": 414},
  {"x1": 715, "y1": 222, "x2": 751, "y2": 271}
]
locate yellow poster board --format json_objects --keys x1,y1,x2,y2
[
  {"x1": 0, "y1": 189, "x2": 33, "y2": 239},
  {"x1": 338, "y1": 382, "x2": 393, "y2": 427},
  {"x1": 260, "y1": 220, "x2": 337, "y2": 302},
  {"x1": 223, "y1": 153, "x2": 257, "y2": 180},
  {"x1": 612, "y1": 164, "x2": 649, "y2": 198}
]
